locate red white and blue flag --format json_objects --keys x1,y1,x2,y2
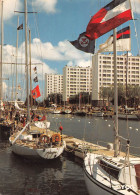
[
  {"x1": 98, "y1": 26, "x2": 131, "y2": 52},
  {"x1": 86, "y1": 0, "x2": 133, "y2": 40}
]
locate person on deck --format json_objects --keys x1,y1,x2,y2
[
  {"x1": 23, "y1": 114, "x2": 26, "y2": 127},
  {"x1": 31, "y1": 111, "x2": 35, "y2": 121},
  {"x1": 15, "y1": 112, "x2": 20, "y2": 125},
  {"x1": 10, "y1": 110, "x2": 13, "y2": 120}
]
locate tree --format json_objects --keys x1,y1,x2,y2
[
  {"x1": 127, "y1": 85, "x2": 140, "y2": 107},
  {"x1": 100, "y1": 86, "x2": 113, "y2": 106},
  {"x1": 117, "y1": 84, "x2": 125, "y2": 106}
]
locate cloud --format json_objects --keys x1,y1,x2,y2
[
  {"x1": 0, "y1": 0, "x2": 22, "y2": 20},
  {"x1": 75, "y1": 59, "x2": 92, "y2": 67},
  {"x1": 31, "y1": 38, "x2": 90, "y2": 62},
  {"x1": 3, "y1": 37, "x2": 91, "y2": 77},
  {"x1": 2, "y1": 43, "x2": 56, "y2": 80},
  {"x1": 1, "y1": 37, "x2": 91, "y2": 100},
  {"x1": 67, "y1": 59, "x2": 91, "y2": 67},
  {"x1": 131, "y1": 0, "x2": 140, "y2": 15},
  {"x1": 32, "y1": 0, "x2": 58, "y2": 13},
  {"x1": 3, "y1": 82, "x2": 7, "y2": 93},
  {"x1": 0, "y1": 0, "x2": 58, "y2": 21},
  {"x1": 30, "y1": 38, "x2": 92, "y2": 69}
]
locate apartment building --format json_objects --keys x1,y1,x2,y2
[
  {"x1": 63, "y1": 66, "x2": 92, "y2": 102},
  {"x1": 92, "y1": 53, "x2": 140, "y2": 105},
  {"x1": 44, "y1": 74, "x2": 63, "y2": 98}
]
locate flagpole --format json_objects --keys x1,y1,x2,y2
[
  {"x1": 113, "y1": 28, "x2": 119, "y2": 157},
  {"x1": 0, "y1": 0, "x2": 3, "y2": 117},
  {"x1": 29, "y1": 29, "x2": 32, "y2": 110},
  {"x1": 15, "y1": 16, "x2": 19, "y2": 101},
  {"x1": 126, "y1": 51, "x2": 128, "y2": 108},
  {"x1": 24, "y1": 0, "x2": 30, "y2": 122}
]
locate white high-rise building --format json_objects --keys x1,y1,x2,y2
[
  {"x1": 92, "y1": 53, "x2": 140, "y2": 104},
  {"x1": 44, "y1": 74, "x2": 63, "y2": 99},
  {"x1": 63, "y1": 66, "x2": 92, "y2": 102}
]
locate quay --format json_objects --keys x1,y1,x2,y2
[{"x1": 62, "y1": 134, "x2": 127, "y2": 160}]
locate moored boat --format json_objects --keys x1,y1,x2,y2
[
  {"x1": 83, "y1": 0, "x2": 140, "y2": 194},
  {"x1": 9, "y1": 0, "x2": 65, "y2": 160},
  {"x1": 9, "y1": 122, "x2": 66, "y2": 159},
  {"x1": 118, "y1": 113, "x2": 139, "y2": 120},
  {"x1": 84, "y1": 152, "x2": 140, "y2": 195}
]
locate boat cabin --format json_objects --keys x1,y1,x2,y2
[{"x1": 99, "y1": 156, "x2": 140, "y2": 192}]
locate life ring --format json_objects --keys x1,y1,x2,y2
[
  {"x1": 40, "y1": 134, "x2": 50, "y2": 143},
  {"x1": 52, "y1": 133, "x2": 61, "y2": 143}
]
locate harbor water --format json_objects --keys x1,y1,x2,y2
[{"x1": 0, "y1": 113, "x2": 140, "y2": 195}]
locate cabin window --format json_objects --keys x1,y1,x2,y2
[
  {"x1": 32, "y1": 134, "x2": 40, "y2": 138},
  {"x1": 99, "y1": 160, "x2": 120, "y2": 179}
]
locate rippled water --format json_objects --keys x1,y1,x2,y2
[
  {"x1": 0, "y1": 145, "x2": 88, "y2": 195},
  {"x1": 0, "y1": 114, "x2": 140, "y2": 195}
]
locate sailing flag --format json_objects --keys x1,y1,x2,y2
[
  {"x1": 33, "y1": 67, "x2": 37, "y2": 72},
  {"x1": 33, "y1": 76, "x2": 38, "y2": 83},
  {"x1": 86, "y1": 0, "x2": 133, "y2": 40},
  {"x1": 17, "y1": 23, "x2": 23, "y2": 30},
  {"x1": 32, "y1": 85, "x2": 41, "y2": 99},
  {"x1": 98, "y1": 26, "x2": 131, "y2": 53},
  {"x1": 40, "y1": 115, "x2": 46, "y2": 121},
  {"x1": 70, "y1": 32, "x2": 95, "y2": 54}
]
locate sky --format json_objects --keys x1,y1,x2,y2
[{"x1": 0, "y1": 0, "x2": 140, "y2": 101}]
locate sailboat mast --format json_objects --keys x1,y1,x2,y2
[
  {"x1": 15, "y1": 16, "x2": 19, "y2": 101},
  {"x1": 24, "y1": 0, "x2": 30, "y2": 121},
  {"x1": 0, "y1": 0, "x2": 3, "y2": 114},
  {"x1": 113, "y1": 28, "x2": 119, "y2": 157},
  {"x1": 125, "y1": 51, "x2": 128, "y2": 107},
  {"x1": 29, "y1": 29, "x2": 32, "y2": 110}
]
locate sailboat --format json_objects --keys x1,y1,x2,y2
[
  {"x1": 9, "y1": 0, "x2": 65, "y2": 160},
  {"x1": 74, "y1": 93, "x2": 86, "y2": 116},
  {"x1": 83, "y1": 0, "x2": 140, "y2": 194},
  {"x1": 0, "y1": 1, "x2": 15, "y2": 139}
]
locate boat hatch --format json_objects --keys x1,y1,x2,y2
[
  {"x1": 99, "y1": 159, "x2": 120, "y2": 180},
  {"x1": 30, "y1": 130, "x2": 42, "y2": 134},
  {"x1": 29, "y1": 131, "x2": 42, "y2": 138},
  {"x1": 32, "y1": 134, "x2": 41, "y2": 138}
]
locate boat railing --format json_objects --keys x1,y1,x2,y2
[{"x1": 12, "y1": 122, "x2": 30, "y2": 144}]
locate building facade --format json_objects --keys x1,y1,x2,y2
[
  {"x1": 63, "y1": 66, "x2": 92, "y2": 102},
  {"x1": 92, "y1": 53, "x2": 140, "y2": 105},
  {"x1": 44, "y1": 74, "x2": 63, "y2": 99}
]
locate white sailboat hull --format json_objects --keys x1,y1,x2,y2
[
  {"x1": 84, "y1": 167, "x2": 122, "y2": 195},
  {"x1": 118, "y1": 113, "x2": 138, "y2": 120},
  {"x1": 64, "y1": 109, "x2": 72, "y2": 114},
  {"x1": 84, "y1": 172, "x2": 110, "y2": 195},
  {"x1": 52, "y1": 110, "x2": 61, "y2": 114},
  {"x1": 11, "y1": 142, "x2": 65, "y2": 159},
  {"x1": 84, "y1": 153, "x2": 140, "y2": 195},
  {"x1": 92, "y1": 112, "x2": 104, "y2": 117}
]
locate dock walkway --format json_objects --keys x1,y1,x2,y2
[{"x1": 62, "y1": 134, "x2": 126, "y2": 159}]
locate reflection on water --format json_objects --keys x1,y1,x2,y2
[
  {"x1": 0, "y1": 148, "x2": 63, "y2": 195},
  {"x1": 0, "y1": 142, "x2": 88, "y2": 195}
]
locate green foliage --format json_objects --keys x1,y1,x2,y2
[{"x1": 100, "y1": 84, "x2": 140, "y2": 107}]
